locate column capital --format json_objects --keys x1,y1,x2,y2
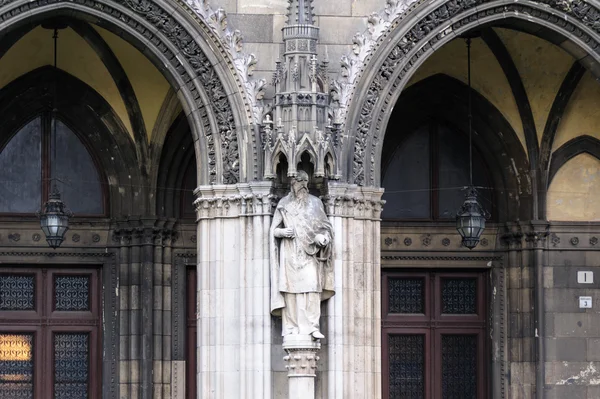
[
  {"x1": 501, "y1": 222, "x2": 523, "y2": 249},
  {"x1": 283, "y1": 335, "x2": 321, "y2": 378},
  {"x1": 523, "y1": 220, "x2": 550, "y2": 248},
  {"x1": 111, "y1": 217, "x2": 178, "y2": 245},
  {"x1": 322, "y1": 183, "x2": 385, "y2": 219},
  {"x1": 194, "y1": 182, "x2": 278, "y2": 219}
]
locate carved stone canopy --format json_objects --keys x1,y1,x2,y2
[{"x1": 260, "y1": 0, "x2": 343, "y2": 180}]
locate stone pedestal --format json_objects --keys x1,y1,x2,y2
[{"x1": 283, "y1": 335, "x2": 321, "y2": 399}]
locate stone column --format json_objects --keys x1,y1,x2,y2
[
  {"x1": 525, "y1": 221, "x2": 549, "y2": 399},
  {"x1": 503, "y1": 223, "x2": 525, "y2": 399},
  {"x1": 195, "y1": 182, "x2": 275, "y2": 399},
  {"x1": 114, "y1": 218, "x2": 177, "y2": 399},
  {"x1": 283, "y1": 335, "x2": 320, "y2": 399},
  {"x1": 321, "y1": 183, "x2": 385, "y2": 399},
  {"x1": 115, "y1": 225, "x2": 133, "y2": 398}
]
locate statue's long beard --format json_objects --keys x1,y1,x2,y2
[{"x1": 295, "y1": 188, "x2": 309, "y2": 203}]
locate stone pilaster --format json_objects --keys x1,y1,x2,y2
[
  {"x1": 524, "y1": 221, "x2": 549, "y2": 399},
  {"x1": 115, "y1": 224, "x2": 133, "y2": 399},
  {"x1": 194, "y1": 182, "x2": 275, "y2": 399},
  {"x1": 113, "y1": 218, "x2": 178, "y2": 399},
  {"x1": 321, "y1": 183, "x2": 384, "y2": 399}
]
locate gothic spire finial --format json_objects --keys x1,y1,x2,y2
[{"x1": 286, "y1": 0, "x2": 315, "y2": 26}]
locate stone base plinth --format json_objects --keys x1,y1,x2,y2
[{"x1": 283, "y1": 335, "x2": 321, "y2": 399}]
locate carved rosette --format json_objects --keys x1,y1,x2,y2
[{"x1": 283, "y1": 348, "x2": 320, "y2": 377}]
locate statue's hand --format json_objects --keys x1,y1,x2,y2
[
  {"x1": 315, "y1": 233, "x2": 330, "y2": 247},
  {"x1": 275, "y1": 228, "x2": 295, "y2": 238}
]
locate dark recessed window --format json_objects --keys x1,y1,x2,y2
[
  {"x1": 381, "y1": 121, "x2": 493, "y2": 220},
  {"x1": 0, "y1": 114, "x2": 104, "y2": 215}
]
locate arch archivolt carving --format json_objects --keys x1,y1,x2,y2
[
  {"x1": 0, "y1": 0, "x2": 254, "y2": 185},
  {"x1": 345, "y1": 0, "x2": 600, "y2": 187}
]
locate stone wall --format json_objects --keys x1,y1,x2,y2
[{"x1": 544, "y1": 224, "x2": 600, "y2": 398}]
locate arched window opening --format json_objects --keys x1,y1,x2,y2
[
  {"x1": 0, "y1": 114, "x2": 104, "y2": 215},
  {"x1": 275, "y1": 153, "x2": 289, "y2": 187},
  {"x1": 297, "y1": 151, "x2": 315, "y2": 177},
  {"x1": 382, "y1": 120, "x2": 493, "y2": 220}
]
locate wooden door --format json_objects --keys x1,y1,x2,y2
[{"x1": 382, "y1": 271, "x2": 488, "y2": 399}]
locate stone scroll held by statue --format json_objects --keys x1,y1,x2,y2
[{"x1": 270, "y1": 171, "x2": 334, "y2": 339}]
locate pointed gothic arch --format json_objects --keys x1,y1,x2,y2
[
  {"x1": 0, "y1": 0, "x2": 254, "y2": 185},
  {"x1": 0, "y1": 66, "x2": 142, "y2": 215},
  {"x1": 345, "y1": 0, "x2": 600, "y2": 197}
]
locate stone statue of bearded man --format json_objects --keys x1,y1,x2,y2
[{"x1": 270, "y1": 171, "x2": 334, "y2": 339}]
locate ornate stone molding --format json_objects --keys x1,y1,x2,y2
[
  {"x1": 342, "y1": 0, "x2": 600, "y2": 185},
  {"x1": 112, "y1": 217, "x2": 178, "y2": 244},
  {"x1": 381, "y1": 255, "x2": 503, "y2": 261},
  {"x1": 183, "y1": 0, "x2": 266, "y2": 125},
  {"x1": 283, "y1": 348, "x2": 320, "y2": 377},
  {"x1": 194, "y1": 182, "x2": 278, "y2": 219},
  {"x1": 323, "y1": 183, "x2": 385, "y2": 219},
  {"x1": 502, "y1": 223, "x2": 524, "y2": 249},
  {"x1": 331, "y1": 0, "x2": 420, "y2": 123}
]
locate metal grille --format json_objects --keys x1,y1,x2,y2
[
  {"x1": 441, "y1": 335, "x2": 477, "y2": 399},
  {"x1": 54, "y1": 333, "x2": 89, "y2": 399},
  {"x1": 0, "y1": 275, "x2": 35, "y2": 310},
  {"x1": 441, "y1": 278, "x2": 477, "y2": 314},
  {"x1": 54, "y1": 276, "x2": 90, "y2": 311},
  {"x1": 0, "y1": 333, "x2": 34, "y2": 398},
  {"x1": 388, "y1": 278, "x2": 425, "y2": 314},
  {"x1": 389, "y1": 335, "x2": 424, "y2": 398}
]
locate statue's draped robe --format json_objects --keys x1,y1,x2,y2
[{"x1": 270, "y1": 193, "x2": 334, "y2": 316}]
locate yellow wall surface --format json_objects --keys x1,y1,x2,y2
[
  {"x1": 0, "y1": 26, "x2": 133, "y2": 138},
  {"x1": 548, "y1": 153, "x2": 600, "y2": 221},
  {"x1": 94, "y1": 25, "x2": 171, "y2": 141},
  {"x1": 406, "y1": 35, "x2": 527, "y2": 155},
  {"x1": 553, "y1": 71, "x2": 600, "y2": 152},
  {"x1": 495, "y1": 28, "x2": 574, "y2": 145}
]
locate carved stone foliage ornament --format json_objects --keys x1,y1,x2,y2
[
  {"x1": 0, "y1": 0, "x2": 245, "y2": 185},
  {"x1": 184, "y1": 0, "x2": 266, "y2": 124},
  {"x1": 331, "y1": 0, "x2": 420, "y2": 125},
  {"x1": 345, "y1": 0, "x2": 600, "y2": 185}
]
